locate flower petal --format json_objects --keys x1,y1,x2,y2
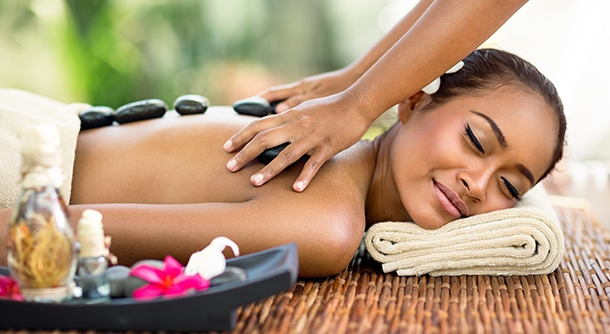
[
  {"x1": 446, "y1": 61, "x2": 464, "y2": 74},
  {"x1": 130, "y1": 265, "x2": 163, "y2": 284},
  {"x1": 0, "y1": 278, "x2": 8, "y2": 295},
  {"x1": 211, "y1": 236, "x2": 240, "y2": 257},
  {"x1": 0, "y1": 276, "x2": 23, "y2": 301},
  {"x1": 163, "y1": 255, "x2": 185, "y2": 278},
  {"x1": 165, "y1": 285, "x2": 191, "y2": 297},
  {"x1": 185, "y1": 236, "x2": 239, "y2": 279},
  {"x1": 174, "y1": 273, "x2": 210, "y2": 291},
  {"x1": 422, "y1": 78, "x2": 441, "y2": 95},
  {"x1": 133, "y1": 284, "x2": 165, "y2": 300}
]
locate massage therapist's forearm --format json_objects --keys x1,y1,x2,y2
[
  {"x1": 346, "y1": 0, "x2": 528, "y2": 121},
  {"x1": 1, "y1": 201, "x2": 356, "y2": 276}
]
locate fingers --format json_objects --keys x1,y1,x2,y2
[
  {"x1": 274, "y1": 101, "x2": 291, "y2": 114},
  {"x1": 247, "y1": 137, "x2": 331, "y2": 190},
  {"x1": 292, "y1": 148, "x2": 333, "y2": 192},
  {"x1": 248, "y1": 142, "x2": 308, "y2": 187},
  {"x1": 225, "y1": 115, "x2": 310, "y2": 181},
  {"x1": 275, "y1": 95, "x2": 308, "y2": 114},
  {"x1": 226, "y1": 114, "x2": 331, "y2": 190},
  {"x1": 246, "y1": 133, "x2": 321, "y2": 187},
  {"x1": 259, "y1": 81, "x2": 312, "y2": 113},
  {"x1": 223, "y1": 116, "x2": 281, "y2": 153},
  {"x1": 225, "y1": 93, "x2": 367, "y2": 192},
  {"x1": 259, "y1": 83, "x2": 301, "y2": 106}
]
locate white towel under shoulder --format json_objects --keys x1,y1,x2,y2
[
  {"x1": 0, "y1": 89, "x2": 90, "y2": 208},
  {"x1": 364, "y1": 185, "x2": 564, "y2": 276}
]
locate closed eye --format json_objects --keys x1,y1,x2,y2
[
  {"x1": 465, "y1": 124, "x2": 484, "y2": 154},
  {"x1": 501, "y1": 176, "x2": 521, "y2": 200}
]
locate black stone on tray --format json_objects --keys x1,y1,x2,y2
[
  {"x1": 173, "y1": 94, "x2": 209, "y2": 115},
  {"x1": 123, "y1": 275, "x2": 149, "y2": 298},
  {"x1": 106, "y1": 265, "x2": 131, "y2": 298},
  {"x1": 257, "y1": 142, "x2": 290, "y2": 164},
  {"x1": 233, "y1": 96, "x2": 271, "y2": 117},
  {"x1": 210, "y1": 266, "x2": 248, "y2": 286},
  {"x1": 79, "y1": 106, "x2": 115, "y2": 130},
  {"x1": 114, "y1": 99, "x2": 168, "y2": 124}
]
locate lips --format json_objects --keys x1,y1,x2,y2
[{"x1": 433, "y1": 180, "x2": 468, "y2": 218}]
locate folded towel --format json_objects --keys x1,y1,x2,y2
[
  {"x1": 364, "y1": 184, "x2": 564, "y2": 276},
  {"x1": 0, "y1": 89, "x2": 90, "y2": 208}
]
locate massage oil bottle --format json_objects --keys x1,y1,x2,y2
[{"x1": 7, "y1": 124, "x2": 77, "y2": 302}]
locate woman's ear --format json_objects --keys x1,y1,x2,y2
[{"x1": 397, "y1": 91, "x2": 428, "y2": 124}]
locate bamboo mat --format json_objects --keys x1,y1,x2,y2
[{"x1": 223, "y1": 203, "x2": 610, "y2": 334}]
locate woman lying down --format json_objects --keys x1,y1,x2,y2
[{"x1": 0, "y1": 49, "x2": 566, "y2": 277}]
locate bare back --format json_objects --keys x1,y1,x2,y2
[
  {"x1": 72, "y1": 109, "x2": 373, "y2": 205},
  {"x1": 68, "y1": 108, "x2": 375, "y2": 276}
]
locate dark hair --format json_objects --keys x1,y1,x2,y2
[{"x1": 426, "y1": 48, "x2": 566, "y2": 182}]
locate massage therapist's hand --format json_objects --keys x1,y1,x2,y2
[
  {"x1": 259, "y1": 67, "x2": 362, "y2": 114},
  {"x1": 224, "y1": 94, "x2": 372, "y2": 192}
]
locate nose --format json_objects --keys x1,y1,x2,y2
[{"x1": 458, "y1": 169, "x2": 492, "y2": 202}]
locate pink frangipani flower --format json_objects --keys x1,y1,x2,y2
[
  {"x1": 0, "y1": 275, "x2": 23, "y2": 301},
  {"x1": 130, "y1": 255, "x2": 210, "y2": 300}
]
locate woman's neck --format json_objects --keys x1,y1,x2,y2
[{"x1": 365, "y1": 125, "x2": 412, "y2": 224}]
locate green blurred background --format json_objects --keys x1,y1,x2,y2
[
  {"x1": 0, "y1": 0, "x2": 400, "y2": 108},
  {"x1": 4, "y1": 0, "x2": 610, "y2": 229}
]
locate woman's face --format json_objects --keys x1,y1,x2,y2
[{"x1": 391, "y1": 88, "x2": 557, "y2": 229}]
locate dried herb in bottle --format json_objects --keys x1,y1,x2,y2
[{"x1": 7, "y1": 124, "x2": 77, "y2": 302}]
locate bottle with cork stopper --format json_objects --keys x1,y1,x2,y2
[
  {"x1": 76, "y1": 209, "x2": 111, "y2": 303},
  {"x1": 7, "y1": 123, "x2": 77, "y2": 302}
]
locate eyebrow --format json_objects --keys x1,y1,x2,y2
[
  {"x1": 471, "y1": 111, "x2": 507, "y2": 148},
  {"x1": 516, "y1": 163, "x2": 535, "y2": 186},
  {"x1": 470, "y1": 110, "x2": 535, "y2": 185}
]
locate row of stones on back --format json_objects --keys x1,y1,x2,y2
[
  {"x1": 80, "y1": 95, "x2": 285, "y2": 131},
  {"x1": 79, "y1": 95, "x2": 291, "y2": 164},
  {"x1": 79, "y1": 94, "x2": 210, "y2": 130}
]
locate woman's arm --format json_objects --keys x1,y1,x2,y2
[
  {"x1": 260, "y1": 0, "x2": 434, "y2": 113},
  {"x1": 0, "y1": 197, "x2": 366, "y2": 278},
  {"x1": 225, "y1": 0, "x2": 528, "y2": 192}
]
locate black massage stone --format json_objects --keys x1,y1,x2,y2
[
  {"x1": 114, "y1": 98, "x2": 168, "y2": 124},
  {"x1": 105, "y1": 265, "x2": 131, "y2": 298},
  {"x1": 123, "y1": 275, "x2": 148, "y2": 298},
  {"x1": 79, "y1": 106, "x2": 115, "y2": 130},
  {"x1": 233, "y1": 96, "x2": 271, "y2": 117},
  {"x1": 173, "y1": 94, "x2": 209, "y2": 115},
  {"x1": 257, "y1": 142, "x2": 290, "y2": 164}
]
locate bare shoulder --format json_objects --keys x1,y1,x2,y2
[
  {"x1": 252, "y1": 139, "x2": 375, "y2": 229},
  {"x1": 243, "y1": 164, "x2": 369, "y2": 276}
]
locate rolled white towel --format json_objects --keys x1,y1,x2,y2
[
  {"x1": 0, "y1": 89, "x2": 90, "y2": 208},
  {"x1": 364, "y1": 184, "x2": 564, "y2": 276}
]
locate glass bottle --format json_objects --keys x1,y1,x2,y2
[
  {"x1": 76, "y1": 209, "x2": 110, "y2": 303},
  {"x1": 7, "y1": 124, "x2": 77, "y2": 302}
]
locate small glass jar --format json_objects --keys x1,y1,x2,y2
[
  {"x1": 7, "y1": 124, "x2": 77, "y2": 302},
  {"x1": 76, "y1": 209, "x2": 110, "y2": 304}
]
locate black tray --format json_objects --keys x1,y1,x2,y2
[{"x1": 0, "y1": 243, "x2": 298, "y2": 332}]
